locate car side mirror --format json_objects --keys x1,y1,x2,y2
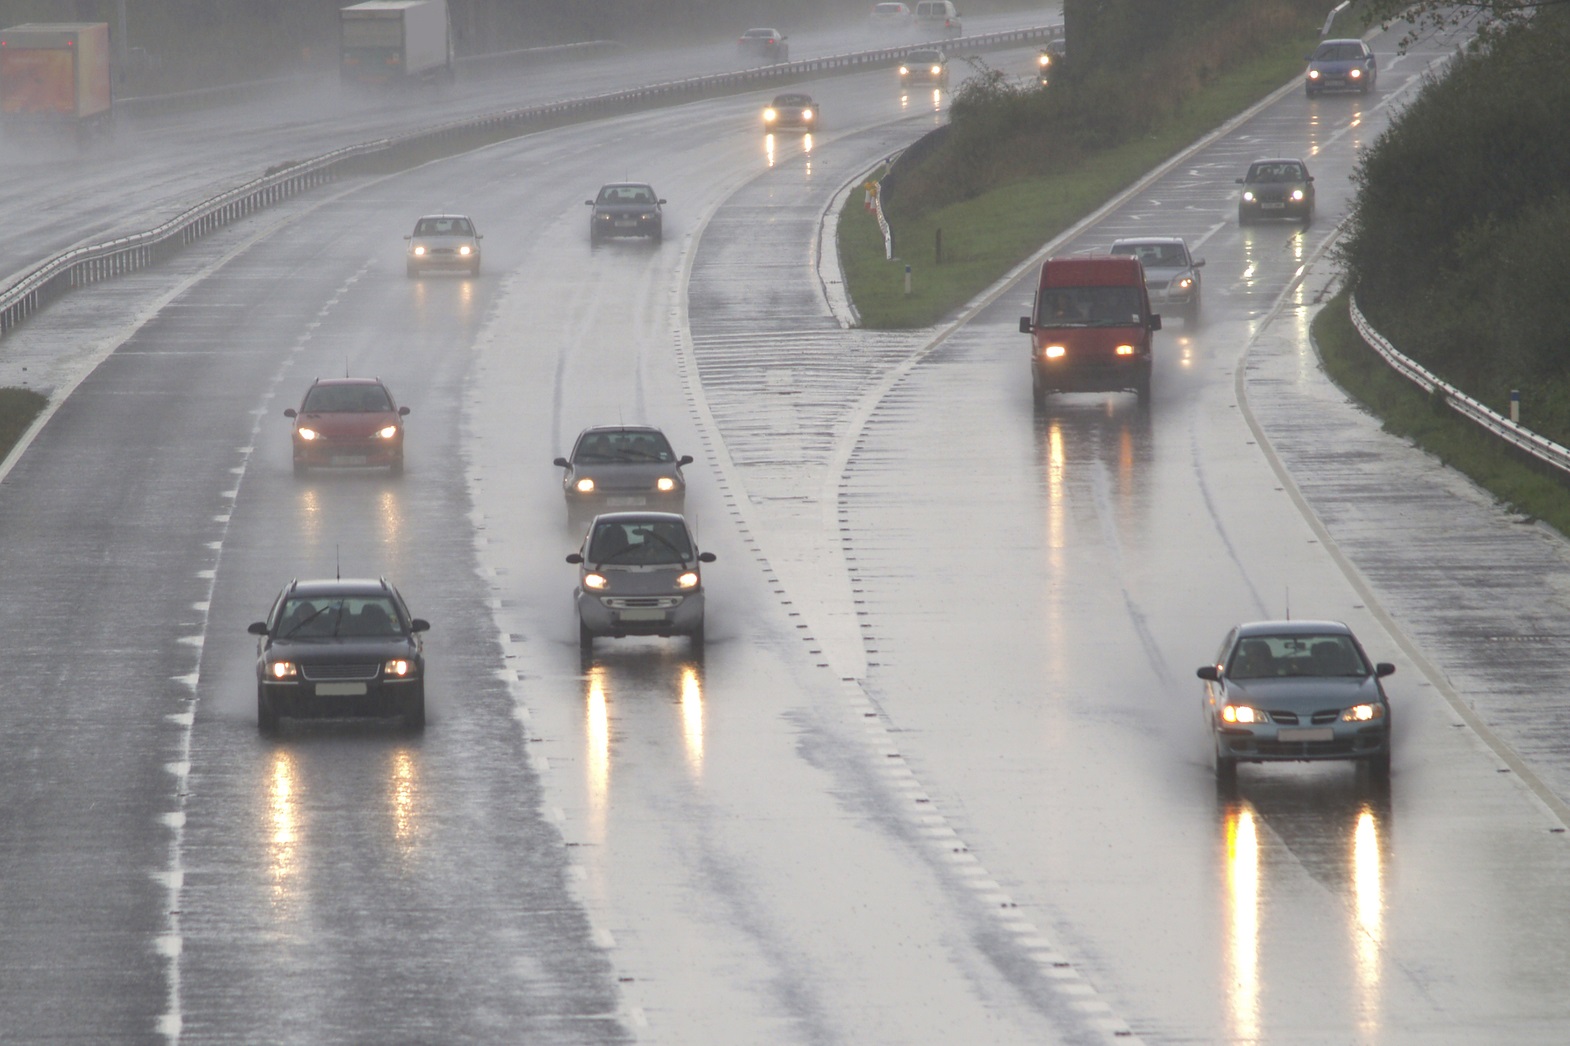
[
  {"x1": 248, "y1": 621, "x2": 269, "y2": 636},
  {"x1": 403, "y1": 235, "x2": 411, "y2": 241},
  {"x1": 1306, "y1": 175, "x2": 1315, "y2": 182},
  {"x1": 410, "y1": 618, "x2": 431, "y2": 632},
  {"x1": 553, "y1": 456, "x2": 570, "y2": 468},
  {"x1": 1197, "y1": 665, "x2": 1220, "y2": 681},
  {"x1": 566, "y1": 553, "x2": 584, "y2": 564},
  {"x1": 658, "y1": 199, "x2": 668, "y2": 205},
  {"x1": 585, "y1": 200, "x2": 594, "y2": 206},
  {"x1": 475, "y1": 234, "x2": 483, "y2": 240},
  {"x1": 1018, "y1": 316, "x2": 1032, "y2": 334},
  {"x1": 1193, "y1": 258, "x2": 1205, "y2": 267},
  {"x1": 1150, "y1": 314, "x2": 1162, "y2": 331},
  {"x1": 1235, "y1": 177, "x2": 1244, "y2": 184},
  {"x1": 399, "y1": 406, "x2": 410, "y2": 416},
  {"x1": 699, "y1": 552, "x2": 717, "y2": 563},
  {"x1": 678, "y1": 455, "x2": 693, "y2": 466},
  {"x1": 283, "y1": 408, "x2": 297, "y2": 418},
  {"x1": 1375, "y1": 662, "x2": 1396, "y2": 677}
]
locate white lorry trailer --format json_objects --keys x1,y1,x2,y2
[{"x1": 340, "y1": 0, "x2": 455, "y2": 87}]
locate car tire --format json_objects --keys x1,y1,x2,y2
[
  {"x1": 469, "y1": 261, "x2": 480, "y2": 277},
  {"x1": 389, "y1": 453, "x2": 404, "y2": 478},
  {"x1": 406, "y1": 263, "x2": 419, "y2": 278},
  {"x1": 1213, "y1": 741, "x2": 1237, "y2": 786},
  {"x1": 1305, "y1": 85, "x2": 1318, "y2": 97},
  {"x1": 1364, "y1": 745, "x2": 1391, "y2": 779},
  {"x1": 1186, "y1": 298, "x2": 1201, "y2": 324},
  {"x1": 257, "y1": 687, "x2": 279, "y2": 735},
  {"x1": 1030, "y1": 367, "x2": 1046, "y2": 407},
  {"x1": 403, "y1": 690, "x2": 426, "y2": 731},
  {"x1": 690, "y1": 618, "x2": 705, "y2": 652},
  {"x1": 578, "y1": 617, "x2": 594, "y2": 656},
  {"x1": 293, "y1": 458, "x2": 307, "y2": 478},
  {"x1": 1238, "y1": 207, "x2": 1251, "y2": 227},
  {"x1": 1134, "y1": 369, "x2": 1152, "y2": 406},
  {"x1": 1302, "y1": 207, "x2": 1314, "y2": 227}
]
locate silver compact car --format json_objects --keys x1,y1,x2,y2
[
  {"x1": 554, "y1": 425, "x2": 692, "y2": 525},
  {"x1": 1109, "y1": 237, "x2": 1204, "y2": 321},
  {"x1": 404, "y1": 214, "x2": 481, "y2": 277},
  {"x1": 1197, "y1": 620, "x2": 1394, "y2": 783},
  {"x1": 568, "y1": 512, "x2": 714, "y2": 654},
  {"x1": 762, "y1": 92, "x2": 819, "y2": 132}
]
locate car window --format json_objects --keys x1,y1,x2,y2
[
  {"x1": 279, "y1": 596, "x2": 404, "y2": 638},
  {"x1": 302, "y1": 384, "x2": 393, "y2": 413},
  {"x1": 1313, "y1": 42, "x2": 1365, "y2": 61},
  {"x1": 574, "y1": 431, "x2": 674, "y2": 463},
  {"x1": 415, "y1": 218, "x2": 471, "y2": 236},
  {"x1": 1037, "y1": 286, "x2": 1142, "y2": 326},
  {"x1": 587, "y1": 520, "x2": 695, "y2": 565},
  {"x1": 909, "y1": 51, "x2": 942, "y2": 62},
  {"x1": 775, "y1": 94, "x2": 811, "y2": 106},
  {"x1": 1228, "y1": 634, "x2": 1367, "y2": 679}
]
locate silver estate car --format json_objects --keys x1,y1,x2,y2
[
  {"x1": 1197, "y1": 620, "x2": 1394, "y2": 783},
  {"x1": 554, "y1": 425, "x2": 692, "y2": 526},
  {"x1": 568, "y1": 512, "x2": 714, "y2": 655},
  {"x1": 1109, "y1": 237, "x2": 1205, "y2": 321}
]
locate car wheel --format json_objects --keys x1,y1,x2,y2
[
  {"x1": 1134, "y1": 369, "x2": 1152, "y2": 406},
  {"x1": 1364, "y1": 746, "x2": 1391, "y2": 779},
  {"x1": 293, "y1": 458, "x2": 307, "y2": 478},
  {"x1": 1213, "y1": 740, "x2": 1237, "y2": 786},
  {"x1": 388, "y1": 453, "x2": 404, "y2": 478},
  {"x1": 1186, "y1": 298, "x2": 1201, "y2": 324},
  {"x1": 1302, "y1": 207, "x2": 1314, "y2": 227},
  {"x1": 406, "y1": 263, "x2": 419, "y2": 278},
  {"x1": 690, "y1": 617, "x2": 705, "y2": 651},
  {"x1": 578, "y1": 617, "x2": 594, "y2": 655},
  {"x1": 1305, "y1": 85, "x2": 1318, "y2": 97},
  {"x1": 1030, "y1": 365, "x2": 1046, "y2": 406},
  {"x1": 257, "y1": 687, "x2": 279, "y2": 735},
  {"x1": 469, "y1": 261, "x2": 480, "y2": 277},
  {"x1": 1238, "y1": 207, "x2": 1251, "y2": 227},
  {"x1": 403, "y1": 690, "x2": 426, "y2": 731},
  {"x1": 650, "y1": 228, "x2": 663, "y2": 245}
]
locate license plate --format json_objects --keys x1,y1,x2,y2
[
  {"x1": 1277, "y1": 727, "x2": 1333, "y2": 742},
  {"x1": 316, "y1": 682, "x2": 368, "y2": 696},
  {"x1": 1262, "y1": 202, "x2": 1285, "y2": 210},
  {"x1": 618, "y1": 609, "x2": 666, "y2": 621},
  {"x1": 614, "y1": 220, "x2": 637, "y2": 227},
  {"x1": 606, "y1": 496, "x2": 645, "y2": 506},
  {"x1": 331, "y1": 455, "x2": 368, "y2": 466}
]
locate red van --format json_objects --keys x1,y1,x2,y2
[{"x1": 1018, "y1": 255, "x2": 1161, "y2": 404}]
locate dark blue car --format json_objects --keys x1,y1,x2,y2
[{"x1": 1305, "y1": 38, "x2": 1377, "y2": 96}]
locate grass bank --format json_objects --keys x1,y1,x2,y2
[
  {"x1": 0, "y1": 388, "x2": 48, "y2": 467},
  {"x1": 1314, "y1": 289, "x2": 1570, "y2": 537},
  {"x1": 839, "y1": 30, "x2": 1320, "y2": 328}
]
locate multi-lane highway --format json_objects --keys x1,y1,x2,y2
[{"x1": 4, "y1": 8, "x2": 1570, "y2": 1044}]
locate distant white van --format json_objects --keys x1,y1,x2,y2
[{"x1": 912, "y1": 0, "x2": 962, "y2": 38}]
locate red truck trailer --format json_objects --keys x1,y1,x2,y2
[{"x1": 0, "y1": 22, "x2": 113, "y2": 140}]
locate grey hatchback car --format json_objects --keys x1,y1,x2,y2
[
  {"x1": 568, "y1": 512, "x2": 714, "y2": 655},
  {"x1": 1109, "y1": 237, "x2": 1205, "y2": 321},
  {"x1": 1197, "y1": 620, "x2": 1395, "y2": 783},
  {"x1": 554, "y1": 425, "x2": 692, "y2": 525}
]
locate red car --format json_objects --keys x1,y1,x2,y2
[{"x1": 284, "y1": 377, "x2": 409, "y2": 476}]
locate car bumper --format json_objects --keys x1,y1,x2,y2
[
  {"x1": 577, "y1": 590, "x2": 704, "y2": 638},
  {"x1": 1032, "y1": 357, "x2": 1151, "y2": 394},
  {"x1": 1240, "y1": 199, "x2": 1311, "y2": 220},
  {"x1": 591, "y1": 218, "x2": 660, "y2": 238},
  {"x1": 260, "y1": 677, "x2": 421, "y2": 720},
  {"x1": 409, "y1": 253, "x2": 478, "y2": 269},
  {"x1": 1215, "y1": 722, "x2": 1389, "y2": 762},
  {"x1": 566, "y1": 491, "x2": 684, "y2": 518},
  {"x1": 294, "y1": 439, "x2": 402, "y2": 469}
]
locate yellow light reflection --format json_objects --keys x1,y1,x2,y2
[
  {"x1": 1223, "y1": 803, "x2": 1261, "y2": 1042},
  {"x1": 585, "y1": 664, "x2": 610, "y2": 842},
  {"x1": 680, "y1": 664, "x2": 704, "y2": 778},
  {"x1": 388, "y1": 748, "x2": 418, "y2": 851},
  {"x1": 802, "y1": 132, "x2": 814, "y2": 155},
  {"x1": 930, "y1": 88, "x2": 942, "y2": 112},
  {"x1": 899, "y1": 91, "x2": 910, "y2": 110},
  {"x1": 1043, "y1": 419, "x2": 1066, "y2": 554},
  {"x1": 763, "y1": 133, "x2": 776, "y2": 168},
  {"x1": 379, "y1": 489, "x2": 403, "y2": 553},
  {"x1": 1352, "y1": 806, "x2": 1384, "y2": 1028},
  {"x1": 268, "y1": 751, "x2": 298, "y2": 901},
  {"x1": 296, "y1": 486, "x2": 321, "y2": 543}
]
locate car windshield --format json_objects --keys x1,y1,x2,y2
[
  {"x1": 873, "y1": 4, "x2": 905, "y2": 13},
  {"x1": 597, "y1": 186, "x2": 656, "y2": 205},
  {"x1": 414, "y1": 217, "x2": 473, "y2": 236},
  {"x1": 1312, "y1": 42, "x2": 1364, "y2": 61},
  {"x1": 909, "y1": 51, "x2": 942, "y2": 62},
  {"x1": 1247, "y1": 163, "x2": 1306, "y2": 184},
  {"x1": 1227, "y1": 634, "x2": 1368, "y2": 680},
  {"x1": 301, "y1": 384, "x2": 393, "y2": 413},
  {"x1": 573, "y1": 430, "x2": 675, "y2": 464},
  {"x1": 279, "y1": 596, "x2": 403, "y2": 639},
  {"x1": 587, "y1": 520, "x2": 695, "y2": 565},
  {"x1": 1112, "y1": 243, "x2": 1187, "y2": 267},
  {"x1": 774, "y1": 95, "x2": 811, "y2": 106},
  {"x1": 1036, "y1": 286, "x2": 1143, "y2": 327}
]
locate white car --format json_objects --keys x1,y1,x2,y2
[{"x1": 404, "y1": 214, "x2": 481, "y2": 277}]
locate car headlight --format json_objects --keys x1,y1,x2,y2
[
  {"x1": 583, "y1": 572, "x2": 608, "y2": 590},
  {"x1": 802, "y1": 110, "x2": 813, "y2": 120},
  {"x1": 1291, "y1": 189, "x2": 1305, "y2": 201},
  {"x1": 1342, "y1": 703, "x2": 1385, "y2": 722},
  {"x1": 383, "y1": 658, "x2": 417, "y2": 678},
  {"x1": 459, "y1": 245, "x2": 472, "y2": 256},
  {"x1": 378, "y1": 425, "x2": 399, "y2": 439},
  {"x1": 676, "y1": 571, "x2": 700, "y2": 589},
  {"x1": 1221, "y1": 705, "x2": 1267, "y2": 724},
  {"x1": 296, "y1": 427, "x2": 318, "y2": 441},
  {"x1": 1307, "y1": 69, "x2": 1321, "y2": 80},
  {"x1": 1242, "y1": 190, "x2": 1256, "y2": 202},
  {"x1": 412, "y1": 245, "x2": 426, "y2": 256},
  {"x1": 1348, "y1": 68, "x2": 1362, "y2": 79},
  {"x1": 1115, "y1": 344, "x2": 1135, "y2": 356},
  {"x1": 574, "y1": 477, "x2": 595, "y2": 493},
  {"x1": 1038, "y1": 54, "x2": 1051, "y2": 68},
  {"x1": 1043, "y1": 344, "x2": 1066, "y2": 359},
  {"x1": 763, "y1": 108, "x2": 777, "y2": 121},
  {"x1": 930, "y1": 65, "x2": 942, "y2": 75},
  {"x1": 268, "y1": 661, "x2": 298, "y2": 681},
  {"x1": 640, "y1": 212, "x2": 654, "y2": 220},
  {"x1": 1175, "y1": 275, "x2": 1194, "y2": 291},
  {"x1": 899, "y1": 65, "x2": 910, "y2": 75},
  {"x1": 656, "y1": 477, "x2": 677, "y2": 492}
]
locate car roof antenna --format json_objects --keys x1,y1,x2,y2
[
  {"x1": 345, "y1": 357, "x2": 350, "y2": 378},
  {"x1": 1284, "y1": 586, "x2": 1290, "y2": 621},
  {"x1": 336, "y1": 544, "x2": 341, "y2": 581}
]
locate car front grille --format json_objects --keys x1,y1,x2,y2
[
  {"x1": 1268, "y1": 709, "x2": 1345, "y2": 725},
  {"x1": 604, "y1": 597, "x2": 682, "y2": 609},
  {"x1": 302, "y1": 663, "x2": 378, "y2": 681}
]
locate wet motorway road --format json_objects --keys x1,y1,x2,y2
[{"x1": 5, "y1": 15, "x2": 1570, "y2": 1046}]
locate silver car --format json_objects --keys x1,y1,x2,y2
[
  {"x1": 1109, "y1": 237, "x2": 1203, "y2": 321},
  {"x1": 1197, "y1": 620, "x2": 1395, "y2": 784},
  {"x1": 553, "y1": 425, "x2": 692, "y2": 526},
  {"x1": 405, "y1": 214, "x2": 481, "y2": 277},
  {"x1": 567, "y1": 512, "x2": 714, "y2": 655}
]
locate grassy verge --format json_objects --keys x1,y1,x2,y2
[
  {"x1": 840, "y1": 30, "x2": 1321, "y2": 328},
  {"x1": 0, "y1": 387, "x2": 48, "y2": 466},
  {"x1": 1313, "y1": 289, "x2": 1570, "y2": 536}
]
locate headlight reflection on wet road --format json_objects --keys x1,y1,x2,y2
[
  {"x1": 1223, "y1": 801, "x2": 1261, "y2": 1043},
  {"x1": 267, "y1": 751, "x2": 298, "y2": 903},
  {"x1": 680, "y1": 663, "x2": 704, "y2": 778}
]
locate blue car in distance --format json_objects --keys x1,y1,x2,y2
[{"x1": 1305, "y1": 38, "x2": 1377, "y2": 96}]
